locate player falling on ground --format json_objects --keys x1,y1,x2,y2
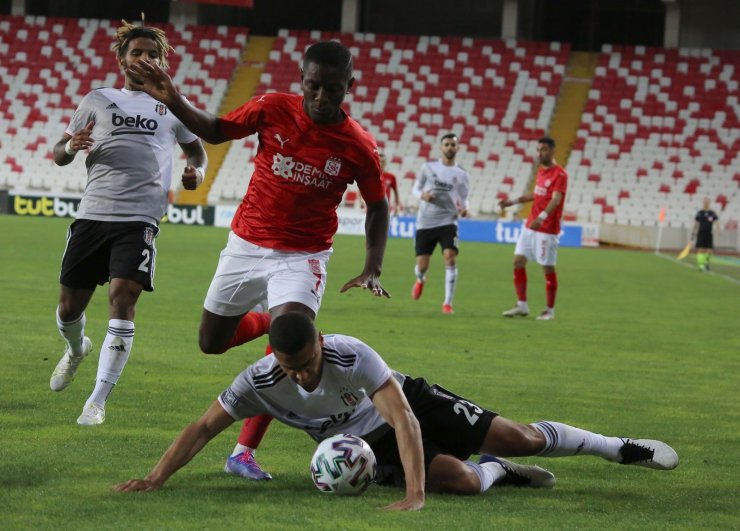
[
  {"x1": 126, "y1": 41, "x2": 390, "y2": 480},
  {"x1": 691, "y1": 197, "x2": 719, "y2": 272},
  {"x1": 499, "y1": 137, "x2": 567, "y2": 321},
  {"x1": 410, "y1": 133, "x2": 470, "y2": 314},
  {"x1": 114, "y1": 312, "x2": 679, "y2": 512},
  {"x1": 49, "y1": 21, "x2": 206, "y2": 425}
]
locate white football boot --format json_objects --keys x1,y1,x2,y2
[
  {"x1": 50, "y1": 337, "x2": 92, "y2": 391},
  {"x1": 614, "y1": 438, "x2": 679, "y2": 470},
  {"x1": 77, "y1": 403, "x2": 106, "y2": 426}
]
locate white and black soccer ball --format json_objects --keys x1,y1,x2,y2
[{"x1": 310, "y1": 434, "x2": 377, "y2": 496}]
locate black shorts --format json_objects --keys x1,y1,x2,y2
[
  {"x1": 59, "y1": 219, "x2": 159, "y2": 291},
  {"x1": 414, "y1": 224, "x2": 459, "y2": 256},
  {"x1": 696, "y1": 232, "x2": 713, "y2": 249},
  {"x1": 371, "y1": 376, "x2": 497, "y2": 487}
]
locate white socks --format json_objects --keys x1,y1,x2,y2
[
  {"x1": 56, "y1": 308, "x2": 86, "y2": 356},
  {"x1": 465, "y1": 460, "x2": 507, "y2": 492},
  {"x1": 86, "y1": 319, "x2": 134, "y2": 408},
  {"x1": 444, "y1": 266, "x2": 457, "y2": 306},
  {"x1": 531, "y1": 421, "x2": 622, "y2": 460},
  {"x1": 414, "y1": 265, "x2": 426, "y2": 283},
  {"x1": 231, "y1": 443, "x2": 254, "y2": 457}
]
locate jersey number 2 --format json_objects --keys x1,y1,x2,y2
[{"x1": 138, "y1": 249, "x2": 151, "y2": 273}]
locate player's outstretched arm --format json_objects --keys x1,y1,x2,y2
[
  {"x1": 112, "y1": 401, "x2": 235, "y2": 492},
  {"x1": 340, "y1": 197, "x2": 391, "y2": 298},
  {"x1": 125, "y1": 62, "x2": 228, "y2": 144},
  {"x1": 371, "y1": 378, "x2": 425, "y2": 511}
]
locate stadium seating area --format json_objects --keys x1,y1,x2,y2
[
  {"x1": 0, "y1": 14, "x2": 246, "y2": 193},
  {"x1": 565, "y1": 44, "x2": 740, "y2": 229},
  {"x1": 1, "y1": 15, "x2": 737, "y2": 233},
  {"x1": 211, "y1": 29, "x2": 570, "y2": 212}
]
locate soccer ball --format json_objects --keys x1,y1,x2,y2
[{"x1": 309, "y1": 434, "x2": 377, "y2": 496}]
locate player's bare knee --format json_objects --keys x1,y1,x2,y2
[
  {"x1": 427, "y1": 473, "x2": 479, "y2": 495},
  {"x1": 198, "y1": 332, "x2": 224, "y2": 354},
  {"x1": 520, "y1": 423, "x2": 547, "y2": 454}
]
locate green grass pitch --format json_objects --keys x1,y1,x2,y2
[{"x1": 1, "y1": 215, "x2": 738, "y2": 529}]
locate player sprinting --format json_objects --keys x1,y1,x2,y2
[
  {"x1": 410, "y1": 133, "x2": 470, "y2": 314},
  {"x1": 126, "y1": 41, "x2": 390, "y2": 480},
  {"x1": 49, "y1": 21, "x2": 207, "y2": 425},
  {"x1": 114, "y1": 312, "x2": 679, "y2": 512},
  {"x1": 499, "y1": 137, "x2": 567, "y2": 321}
]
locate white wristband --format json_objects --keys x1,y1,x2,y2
[
  {"x1": 537, "y1": 211, "x2": 549, "y2": 221},
  {"x1": 64, "y1": 139, "x2": 77, "y2": 156},
  {"x1": 194, "y1": 166, "x2": 205, "y2": 182}
]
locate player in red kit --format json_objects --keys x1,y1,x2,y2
[
  {"x1": 380, "y1": 152, "x2": 402, "y2": 215},
  {"x1": 499, "y1": 137, "x2": 567, "y2": 321},
  {"x1": 127, "y1": 41, "x2": 390, "y2": 479}
]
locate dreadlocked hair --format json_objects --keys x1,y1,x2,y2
[{"x1": 111, "y1": 20, "x2": 173, "y2": 70}]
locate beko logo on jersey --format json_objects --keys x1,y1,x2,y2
[
  {"x1": 271, "y1": 153, "x2": 333, "y2": 189},
  {"x1": 432, "y1": 176, "x2": 454, "y2": 192},
  {"x1": 111, "y1": 113, "x2": 158, "y2": 135}
]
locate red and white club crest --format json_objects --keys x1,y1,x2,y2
[
  {"x1": 324, "y1": 157, "x2": 342, "y2": 177},
  {"x1": 307, "y1": 258, "x2": 322, "y2": 275},
  {"x1": 155, "y1": 103, "x2": 167, "y2": 116},
  {"x1": 545, "y1": 179, "x2": 551, "y2": 187}
]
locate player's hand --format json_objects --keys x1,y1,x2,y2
[
  {"x1": 382, "y1": 496, "x2": 424, "y2": 511},
  {"x1": 68, "y1": 121, "x2": 95, "y2": 153},
  {"x1": 126, "y1": 62, "x2": 179, "y2": 106},
  {"x1": 529, "y1": 218, "x2": 542, "y2": 230},
  {"x1": 112, "y1": 479, "x2": 161, "y2": 492},
  {"x1": 459, "y1": 208, "x2": 469, "y2": 218},
  {"x1": 498, "y1": 198, "x2": 513, "y2": 209},
  {"x1": 421, "y1": 191, "x2": 435, "y2": 203},
  {"x1": 339, "y1": 274, "x2": 390, "y2": 298},
  {"x1": 181, "y1": 165, "x2": 204, "y2": 190}
]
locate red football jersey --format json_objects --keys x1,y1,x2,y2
[
  {"x1": 381, "y1": 171, "x2": 398, "y2": 202},
  {"x1": 526, "y1": 164, "x2": 568, "y2": 235},
  {"x1": 218, "y1": 93, "x2": 384, "y2": 251}
]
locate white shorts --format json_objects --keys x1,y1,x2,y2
[
  {"x1": 514, "y1": 227, "x2": 560, "y2": 266},
  {"x1": 203, "y1": 232, "x2": 332, "y2": 317}
]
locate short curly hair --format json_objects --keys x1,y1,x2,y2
[{"x1": 111, "y1": 20, "x2": 173, "y2": 70}]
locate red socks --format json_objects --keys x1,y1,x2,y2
[
  {"x1": 237, "y1": 414, "x2": 274, "y2": 448},
  {"x1": 217, "y1": 312, "x2": 270, "y2": 353},
  {"x1": 238, "y1": 343, "x2": 274, "y2": 448},
  {"x1": 514, "y1": 268, "x2": 527, "y2": 301},
  {"x1": 545, "y1": 272, "x2": 558, "y2": 308}
]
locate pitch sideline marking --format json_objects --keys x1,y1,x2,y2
[{"x1": 655, "y1": 252, "x2": 740, "y2": 286}]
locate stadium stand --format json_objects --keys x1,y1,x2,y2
[
  {"x1": 212, "y1": 28, "x2": 570, "y2": 216},
  {"x1": 565, "y1": 44, "x2": 740, "y2": 229},
  {"x1": 2, "y1": 16, "x2": 736, "y2": 234},
  {"x1": 0, "y1": 14, "x2": 246, "y2": 194}
]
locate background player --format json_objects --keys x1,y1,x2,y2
[
  {"x1": 690, "y1": 197, "x2": 719, "y2": 272},
  {"x1": 126, "y1": 41, "x2": 390, "y2": 479},
  {"x1": 410, "y1": 133, "x2": 470, "y2": 314},
  {"x1": 113, "y1": 312, "x2": 679, "y2": 511},
  {"x1": 499, "y1": 137, "x2": 567, "y2": 321},
  {"x1": 49, "y1": 21, "x2": 207, "y2": 425},
  {"x1": 380, "y1": 152, "x2": 402, "y2": 215}
]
